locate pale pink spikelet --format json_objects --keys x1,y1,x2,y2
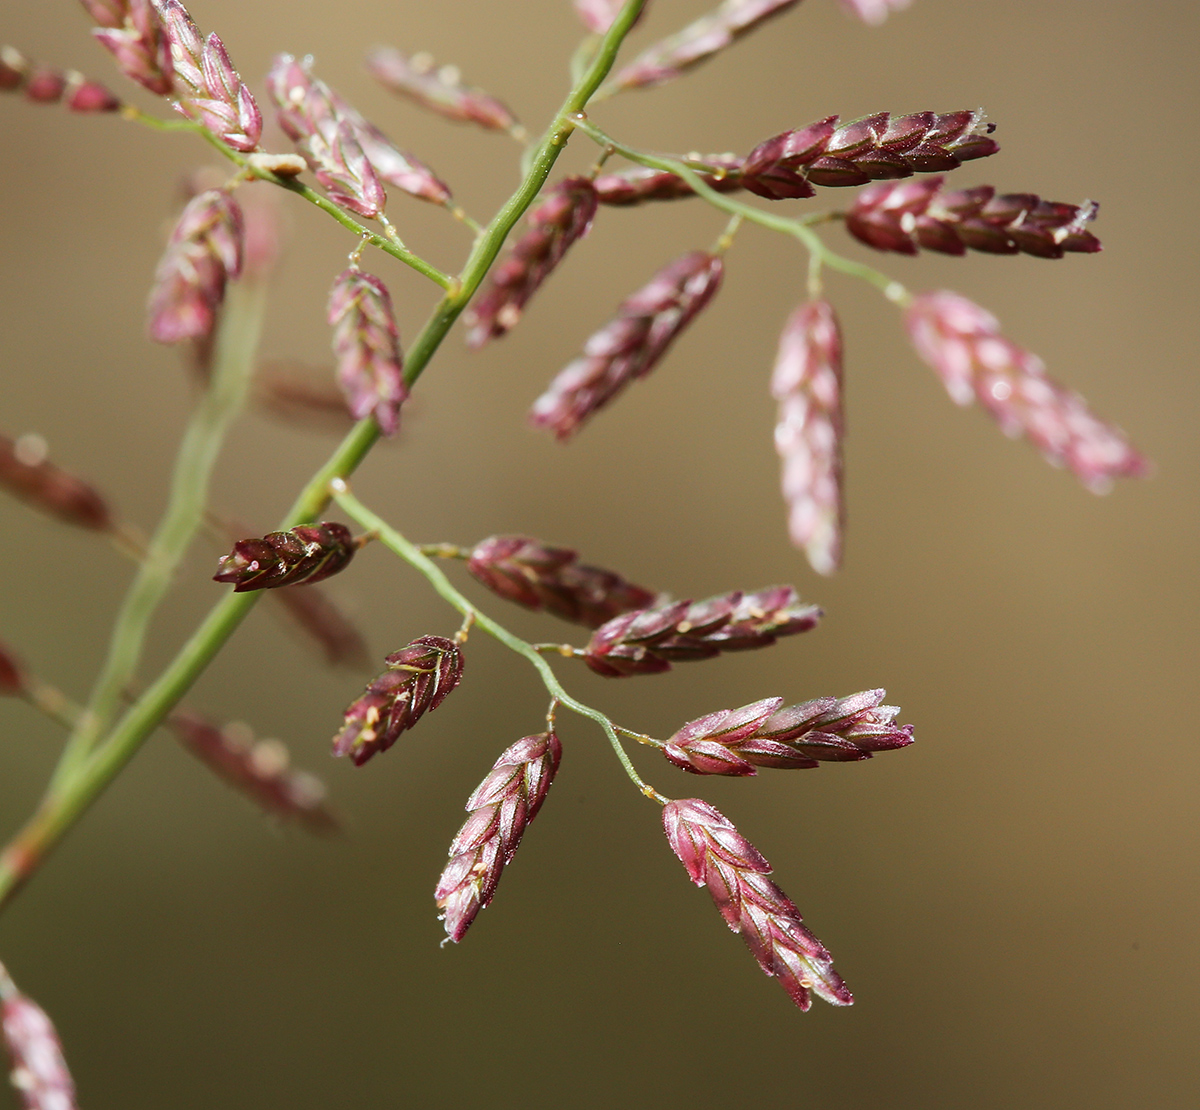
[
  {"x1": 847, "y1": 177, "x2": 1101, "y2": 259},
  {"x1": 327, "y1": 268, "x2": 408, "y2": 434},
  {"x1": 0, "y1": 964, "x2": 78, "y2": 1110},
  {"x1": 333, "y1": 637, "x2": 464, "y2": 766},
  {"x1": 153, "y1": 0, "x2": 261, "y2": 151},
  {"x1": 572, "y1": 0, "x2": 648, "y2": 34},
  {"x1": 662, "y1": 799, "x2": 853, "y2": 1009},
  {"x1": 147, "y1": 188, "x2": 244, "y2": 344},
  {"x1": 772, "y1": 300, "x2": 844, "y2": 575},
  {"x1": 466, "y1": 535, "x2": 657, "y2": 628},
  {"x1": 464, "y1": 177, "x2": 599, "y2": 347},
  {"x1": 838, "y1": 0, "x2": 911, "y2": 25},
  {"x1": 88, "y1": 0, "x2": 174, "y2": 97},
  {"x1": 905, "y1": 291, "x2": 1151, "y2": 492},
  {"x1": 530, "y1": 250, "x2": 724, "y2": 439},
  {"x1": 663, "y1": 689, "x2": 913, "y2": 775},
  {"x1": 367, "y1": 47, "x2": 520, "y2": 135},
  {"x1": 584, "y1": 585, "x2": 821, "y2": 677},
  {"x1": 267, "y1": 54, "x2": 450, "y2": 212},
  {"x1": 435, "y1": 731, "x2": 562, "y2": 942},
  {"x1": 607, "y1": 0, "x2": 804, "y2": 91},
  {"x1": 170, "y1": 711, "x2": 339, "y2": 834}
]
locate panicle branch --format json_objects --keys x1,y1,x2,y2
[
  {"x1": 846, "y1": 177, "x2": 1101, "y2": 259},
  {"x1": 169, "y1": 711, "x2": 338, "y2": 833},
  {"x1": 905, "y1": 291, "x2": 1150, "y2": 492},
  {"x1": 464, "y1": 177, "x2": 599, "y2": 347},
  {"x1": 663, "y1": 799, "x2": 852, "y2": 1010},
  {"x1": 0, "y1": 962, "x2": 78, "y2": 1110},
  {"x1": 435, "y1": 731, "x2": 562, "y2": 942},
  {"x1": 213, "y1": 521, "x2": 357, "y2": 591},
  {"x1": 366, "y1": 47, "x2": 520, "y2": 135},
  {"x1": 327, "y1": 267, "x2": 408, "y2": 434},
  {"x1": 153, "y1": 0, "x2": 262, "y2": 152},
  {"x1": 529, "y1": 249, "x2": 724, "y2": 439},
  {"x1": 606, "y1": 0, "x2": 804, "y2": 92},
  {"x1": 147, "y1": 188, "x2": 244, "y2": 344},
  {"x1": 1, "y1": 433, "x2": 114, "y2": 532},
  {"x1": 333, "y1": 636, "x2": 464, "y2": 766},
  {"x1": 584, "y1": 585, "x2": 821, "y2": 677},
  {"x1": 466, "y1": 535, "x2": 657, "y2": 628},
  {"x1": 772, "y1": 299, "x2": 845, "y2": 575},
  {"x1": 594, "y1": 155, "x2": 744, "y2": 205},
  {"x1": 0, "y1": 45, "x2": 122, "y2": 112},
  {"x1": 663, "y1": 689, "x2": 912, "y2": 775}
]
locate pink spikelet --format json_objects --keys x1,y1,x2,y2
[
  {"x1": 530, "y1": 250, "x2": 724, "y2": 439},
  {"x1": 327, "y1": 268, "x2": 408, "y2": 435},
  {"x1": 153, "y1": 0, "x2": 261, "y2": 152},
  {"x1": 607, "y1": 0, "x2": 804, "y2": 92},
  {"x1": 0, "y1": 962, "x2": 78, "y2": 1110},
  {"x1": 572, "y1": 0, "x2": 647, "y2": 35},
  {"x1": 435, "y1": 731, "x2": 562, "y2": 942},
  {"x1": 147, "y1": 189, "x2": 244, "y2": 344},
  {"x1": 87, "y1": 0, "x2": 174, "y2": 97},
  {"x1": 905, "y1": 291, "x2": 1151, "y2": 493},
  {"x1": 772, "y1": 300, "x2": 845, "y2": 575},
  {"x1": 662, "y1": 799, "x2": 852, "y2": 1010},
  {"x1": 663, "y1": 689, "x2": 913, "y2": 775},
  {"x1": 464, "y1": 177, "x2": 599, "y2": 347},
  {"x1": 0, "y1": 46, "x2": 122, "y2": 112},
  {"x1": 366, "y1": 47, "x2": 520, "y2": 135},
  {"x1": 838, "y1": 0, "x2": 911, "y2": 25}
]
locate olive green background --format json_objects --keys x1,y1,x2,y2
[{"x1": 1, "y1": 1, "x2": 1197, "y2": 1107}]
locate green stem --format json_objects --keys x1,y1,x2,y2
[
  {"x1": 0, "y1": 0, "x2": 649, "y2": 913},
  {"x1": 48, "y1": 282, "x2": 265, "y2": 792},
  {"x1": 332, "y1": 485, "x2": 667, "y2": 804},
  {"x1": 571, "y1": 116, "x2": 913, "y2": 302}
]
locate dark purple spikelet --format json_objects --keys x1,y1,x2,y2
[
  {"x1": 662, "y1": 799, "x2": 852, "y2": 1010},
  {"x1": 170, "y1": 711, "x2": 339, "y2": 834},
  {"x1": 1, "y1": 433, "x2": 113, "y2": 532},
  {"x1": 267, "y1": 54, "x2": 450, "y2": 211},
  {"x1": 435, "y1": 731, "x2": 561, "y2": 942},
  {"x1": 839, "y1": 0, "x2": 910, "y2": 24},
  {"x1": 88, "y1": 0, "x2": 174, "y2": 97},
  {"x1": 367, "y1": 47, "x2": 520, "y2": 135},
  {"x1": 213, "y1": 522, "x2": 357, "y2": 592},
  {"x1": 270, "y1": 584, "x2": 371, "y2": 669},
  {"x1": 573, "y1": 0, "x2": 647, "y2": 34},
  {"x1": 593, "y1": 155, "x2": 744, "y2": 206},
  {"x1": 741, "y1": 110, "x2": 998, "y2": 200},
  {"x1": 0, "y1": 47, "x2": 122, "y2": 112},
  {"x1": 583, "y1": 585, "x2": 821, "y2": 677},
  {"x1": 530, "y1": 250, "x2": 724, "y2": 439},
  {"x1": 147, "y1": 188, "x2": 243, "y2": 344},
  {"x1": 154, "y1": 0, "x2": 261, "y2": 152},
  {"x1": 464, "y1": 177, "x2": 599, "y2": 347},
  {"x1": 327, "y1": 267, "x2": 408, "y2": 434},
  {"x1": 333, "y1": 636, "x2": 463, "y2": 766},
  {"x1": 607, "y1": 0, "x2": 803, "y2": 92},
  {"x1": 0, "y1": 641, "x2": 26, "y2": 696},
  {"x1": 663, "y1": 689, "x2": 913, "y2": 775},
  {"x1": 466, "y1": 535, "x2": 657, "y2": 629},
  {"x1": 252, "y1": 362, "x2": 360, "y2": 432},
  {"x1": 846, "y1": 177, "x2": 1101, "y2": 259},
  {"x1": 0, "y1": 964, "x2": 78, "y2": 1110},
  {"x1": 773, "y1": 299, "x2": 844, "y2": 575},
  {"x1": 905, "y1": 291, "x2": 1151, "y2": 492}
]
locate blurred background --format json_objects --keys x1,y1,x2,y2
[{"x1": 1, "y1": 1, "x2": 1197, "y2": 1107}]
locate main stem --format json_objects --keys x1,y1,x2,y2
[{"x1": 0, "y1": 0, "x2": 647, "y2": 913}]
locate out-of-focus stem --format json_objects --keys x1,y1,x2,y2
[
  {"x1": 332, "y1": 485, "x2": 667, "y2": 804},
  {"x1": 48, "y1": 281, "x2": 265, "y2": 792},
  {"x1": 0, "y1": 0, "x2": 648, "y2": 914},
  {"x1": 572, "y1": 116, "x2": 912, "y2": 302}
]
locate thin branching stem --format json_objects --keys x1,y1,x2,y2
[{"x1": 332, "y1": 484, "x2": 668, "y2": 805}]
